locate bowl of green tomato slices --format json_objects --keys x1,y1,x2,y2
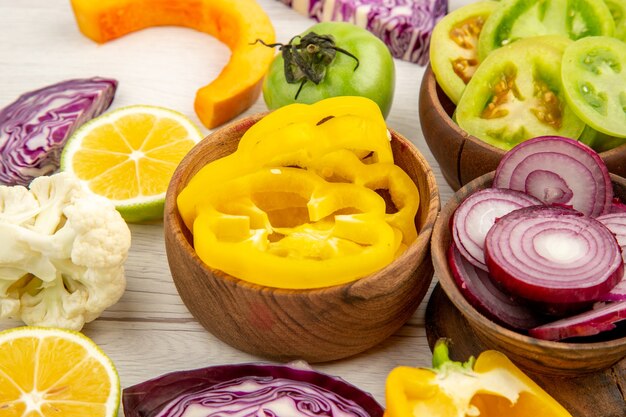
[{"x1": 419, "y1": 0, "x2": 626, "y2": 191}]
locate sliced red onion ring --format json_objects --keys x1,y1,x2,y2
[
  {"x1": 493, "y1": 136, "x2": 612, "y2": 217},
  {"x1": 452, "y1": 188, "x2": 542, "y2": 270},
  {"x1": 601, "y1": 279, "x2": 626, "y2": 301},
  {"x1": 597, "y1": 212, "x2": 626, "y2": 253},
  {"x1": 485, "y1": 205, "x2": 624, "y2": 305},
  {"x1": 529, "y1": 300, "x2": 626, "y2": 341},
  {"x1": 597, "y1": 212, "x2": 626, "y2": 301},
  {"x1": 609, "y1": 198, "x2": 626, "y2": 214},
  {"x1": 448, "y1": 243, "x2": 547, "y2": 330}
]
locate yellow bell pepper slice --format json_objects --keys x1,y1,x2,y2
[
  {"x1": 385, "y1": 340, "x2": 573, "y2": 417},
  {"x1": 178, "y1": 96, "x2": 394, "y2": 230},
  {"x1": 177, "y1": 96, "x2": 421, "y2": 288},
  {"x1": 309, "y1": 149, "x2": 419, "y2": 245},
  {"x1": 193, "y1": 168, "x2": 400, "y2": 289}
]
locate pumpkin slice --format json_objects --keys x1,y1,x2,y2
[{"x1": 69, "y1": 0, "x2": 276, "y2": 129}]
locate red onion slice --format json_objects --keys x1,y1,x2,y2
[
  {"x1": 493, "y1": 136, "x2": 612, "y2": 217},
  {"x1": 529, "y1": 300, "x2": 626, "y2": 341},
  {"x1": 485, "y1": 205, "x2": 624, "y2": 304},
  {"x1": 601, "y1": 279, "x2": 626, "y2": 301},
  {"x1": 597, "y1": 212, "x2": 626, "y2": 301},
  {"x1": 609, "y1": 198, "x2": 626, "y2": 214},
  {"x1": 448, "y1": 243, "x2": 547, "y2": 330},
  {"x1": 452, "y1": 188, "x2": 542, "y2": 270}
]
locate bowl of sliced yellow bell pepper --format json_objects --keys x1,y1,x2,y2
[{"x1": 163, "y1": 96, "x2": 440, "y2": 362}]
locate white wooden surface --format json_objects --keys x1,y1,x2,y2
[{"x1": 0, "y1": 0, "x2": 460, "y2": 414}]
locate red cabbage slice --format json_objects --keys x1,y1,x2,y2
[
  {"x1": 529, "y1": 300, "x2": 626, "y2": 341},
  {"x1": 485, "y1": 205, "x2": 624, "y2": 305},
  {"x1": 0, "y1": 77, "x2": 117, "y2": 186},
  {"x1": 122, "y1": 363, "x2": 383, "y2": 417},
  {"x1": 452, "y1": 187, "x2": 542, "y2": 271},
  {"x1": 279, "y1": 0, "x2": 448, "y2": 65},
  {"x1": 597, "y1": 212, "x2": 626, "y2": 301},
  {"x1": 493, "y1": 136, "x2": 613, "y2": 217},
  {"x1": 448, "y1": 243, "x2": 547, "y2": 330}
]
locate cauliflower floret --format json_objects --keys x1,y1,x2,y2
[{"x1": 0, "y1": 172, "x2": 131, "y2": 330}]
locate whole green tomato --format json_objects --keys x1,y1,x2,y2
[{"x1": 262, "y1": 22, "x2": 395, "y2": 118}]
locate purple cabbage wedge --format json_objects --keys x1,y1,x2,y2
[
  {"x1": 279, "y1": 0, "x2": 325, "y2": 20},
  {"x1": 321, "y1": 0, "x2": 447, "y2": 65},
  {"x1": 0, "y1": 77, "x2": 117, "y2": 186},
  {"x1": 279, "y1": 0, "x2": 447, "y2": 65},
  {"x1": 122, "y1": 363, "x2": 384, "y2": 417}
]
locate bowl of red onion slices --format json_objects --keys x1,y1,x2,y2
[{"x1": 431, "y1": 135, "x2": 626, "y2": 375}]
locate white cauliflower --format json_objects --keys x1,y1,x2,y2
[{"x1": 0, "y1": 172, "x2": 131, "y2": 330}]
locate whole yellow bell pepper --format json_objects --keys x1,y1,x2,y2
[{"x1": 385, "y1": 339, "x2": 573, "y2": 417}]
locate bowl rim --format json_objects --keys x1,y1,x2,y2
[
  {"x1": 422, "y1": 63, "x2": 626, "y2": 161},
  {"x1": 164, "y1": 112, "x2": 441, "y2": 293},
  {"x1": 432, "y1": 170, "x2": 626, "y2": 353}
]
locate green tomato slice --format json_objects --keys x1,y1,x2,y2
[
  {"x1": 456, "y1": 37, "x2": 585, "y2": 150},
  {"x1": 562, "y1": 36, "x2": 626, "y2": 138},
  {"x1": 478, "y1": 0, "x2": 615, "y2": 60},
  {"x1": 578, "y1": 124, "x2": 626, "y2": 151},
  {"x1": 605, "y1": 0, "x2": 626, "y2": 40},
  {"x1": 430, "y1": 1, "x2": 500, "y2": 104}
]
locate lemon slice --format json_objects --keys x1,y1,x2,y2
[
  {"x1": 61, "y1": 105, "x2": 203, "y2": 222},
  {"x1": 0, "y1": 326, "x2": 120, "y2": 417}
]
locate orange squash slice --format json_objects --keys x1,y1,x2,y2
[{"x1": 70, "y1": 0, "x2": 276, "y2": 129}]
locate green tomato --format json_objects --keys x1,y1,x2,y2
[
  {"x1": 561, "y1": 36, "x2": 626, "y2": 138},
  {"x1": 456, "y1": 37, "x2": 585, "y2": 150},
  {"x1": 605, "y1": 0, "x2": 626, "y2": 41},
  {"x1": 430, "y1": 1, "x2": 500, "y2": 105},
  {"x1": 578, "y1": 124, "x2": 626, "y2": 151},
  {"x1": 262, "y1": 22, "x2": 395, "y2": 118},
  {"x1": 478, "y1": 0, "x2": 615, "y2": 60}
]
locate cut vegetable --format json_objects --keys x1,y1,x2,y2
[
  {"x1": 122, "y1": 363, "x2": 383, "y2": 417},
  {"x1": 452, "y1": 187, "x2": 542, "y2": 270},
  {"x1": 70, "y1": 0, "x2": 275, "y2": 129},
  {"x1": 284, "y1": 0, "x2": 449, "y2": 65},
  {"x1": 609, "y1": 197, "x2": 626, "y2": 214},
  {"x1": 455, "y1": 40, "x2": 586, "y2": 150},
  {"x1": 485, "y1": 205, "x2": 624, "y2": 305},
  {"x1": 493, "y1": 136, "x2": 613, "y2": 217},
  {"x1": 477, "y1": 0, "x2": 615, "y2": 60},
  {"x1": 429, "y1": 0, "x2": 500, "y2": 104},
  {"x1": 598, "y1": 212, "x2": 626, "y2": 254},
  {"x1": 448, "y1": 243, "x2": 547, "y2": 330},
  {"x1": 605, "y1": 0, "x2": 626, "y2": 40},
  {"x1": 561, "y1": 36, "x2": 626, "y2": 138},
  {"x1": 0, "y1": 77, "x2": 116, "y2": 186},
  {"x1": 529, "y1": 300, "x2": 626, "y2": 340},
  {"x1": 597, "y1": 212, "x2": 626, "y2": 300},
  {"x1": 385, "y1": 339, "x2": 574, "y2": 417}
]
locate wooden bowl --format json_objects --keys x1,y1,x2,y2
[
  {"x1": 419, "y1": 65, "x2": 626, "y2": 191},
  {"x1": 164, "y1": 113, "x2": 440, "y2": 363},
  {"x1": 431, "y1": 171, "x2": 626, "y2": 375}
]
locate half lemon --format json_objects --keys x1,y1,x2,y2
[
  {"x1": 61, "y1": 105, "x2": 203, "y2": 222},
  {"x1": 0, "y1": 326, "x2": 120, "y2": 417}
]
